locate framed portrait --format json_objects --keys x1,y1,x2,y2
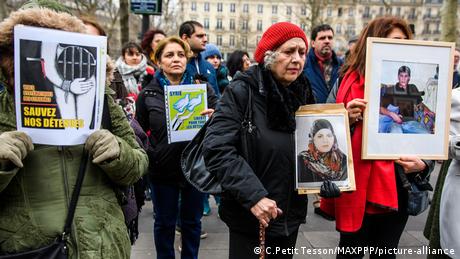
[
  {"x1": 295, "y1": 104, "x2": 356, "y2": 194},
  {"x1": 363, "y1": 38, "x2": 455, "y2": 159}
]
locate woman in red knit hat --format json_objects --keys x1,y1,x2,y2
[
  {"x1": 321, "y1": 16, "x2": 434, "y2": 258},
  {"x1": 202, "y1": 22, "x2": 315, "y2": 258}
]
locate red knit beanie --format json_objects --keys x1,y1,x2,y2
[{"x1": 254, "y1": 22, "x2": 308, "y2": 64}]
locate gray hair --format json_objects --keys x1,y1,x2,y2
[{"x1": 263, "y1": 50, "x2": 279, "y2": 70}]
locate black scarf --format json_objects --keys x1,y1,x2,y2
[{"x1": 261, "y1": 65, "x2": 311, "y2": 132}]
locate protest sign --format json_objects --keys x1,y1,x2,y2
[
  {"x1": 164, "y1": 83, "x2": 208, "y2": 143},
  {"x1": 14, "y1": 25, "x2": 107, "y2": 145}
]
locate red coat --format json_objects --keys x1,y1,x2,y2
[{"x1": 320, "y1": 71, "x2": 398, "y2": 233}]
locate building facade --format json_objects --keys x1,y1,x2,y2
[{"x1": 178, "y1": 0, "x2": 452, "y2": 60}]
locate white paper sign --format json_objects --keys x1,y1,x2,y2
[{"x1": 14, "y1": 25, "x2": 107, "y2": 145}]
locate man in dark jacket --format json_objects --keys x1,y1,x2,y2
[
  {"x1": 304, "y1": 24, "x2": 343, "y2": 103},
  {"x1": 179, "y1": 21, "x2": 220, "y2": 97}
]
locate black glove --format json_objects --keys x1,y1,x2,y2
[{"x1": 319, "y1": 180, "x2": 341, "y2": 198}]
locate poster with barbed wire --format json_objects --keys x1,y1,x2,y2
[
  {"x1": 165, "y1": 84, "x2": 208, "y2": 143},
  {"x1": 14, "y1": 25, "x2": 107, "y2": 145}
]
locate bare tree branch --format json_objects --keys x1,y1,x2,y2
[
  {"x1": 154, "y1": 0, "x2": 183, "y2": 35},
  {"x1": 289, "y1": 0, "x2": 331, "y2": 34}
]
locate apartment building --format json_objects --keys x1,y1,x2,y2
[{"x1": 178, "y1": 0, "x2": 451, "y2": 59}]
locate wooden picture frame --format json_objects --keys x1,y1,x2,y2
[
  {"x1": 362, "y1": 38, "x2": 455, "y2": 160},
  {"x1": 295, "y1": 104, "x2": 356, "y2": 194}
]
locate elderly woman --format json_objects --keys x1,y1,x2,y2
[
  {"x1": 136, "y1": 36, "x2": 217, "y2": 259},
  {"x1": 298, "y1": 119, "x2": 347, "y2": 183},
  {"x1": 202, "y1": 22, "x2": 315, "y2": 259}
]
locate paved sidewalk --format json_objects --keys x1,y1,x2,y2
[
  {"x1": 132, "y1": 165, "x2": 439, "y2": 258},
  {"x1": 131, "y1": 196, "x2": 430, "y2": 259}
]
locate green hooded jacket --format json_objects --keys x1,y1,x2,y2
[{"x1": 0, "y1": 7, "x2": 148, "y2": 259}]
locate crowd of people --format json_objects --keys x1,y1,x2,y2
[{"x1": 0, "y1": 1, "x2": 459, "y2": 259}]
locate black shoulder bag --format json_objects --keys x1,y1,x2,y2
[
  {"x1": 181, "y1": 85, "x2": 255, "y2": 194},
  {"x1": 0, "y1": 150, "x2": 89, "y2": 259}
]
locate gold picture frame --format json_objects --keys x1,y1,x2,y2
[{"x1": 295, "y1": 104, "x2": 355, "y2": 194}]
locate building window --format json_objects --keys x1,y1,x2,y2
[
  {"x1": 256, "y1": 35, "x2": 262, "y2": 45},
  {"x1": 349, "y1": 7, "x2": 354, "y2": 16},
  {"x1": 230, "y1": 3, "x2": 235, "y2": 13},
  {"x1": 242, "y1": 19, "x2": 248, "y2": 30},
  {"x1": 217, "y1": 3, "x2": 223, "y2": 12},
  {"x1": 229, "y1": 19, "x2": 235, "y2": 30},
  {"x1": 336, "y1": 24, "x2": 341, "y2": 34},
  {"x1": 338, "y1": 7, "x2": 342, "y2": 17},
  {"x1": 327, "y1": 7, "x2": 332, "y2": 17},
  {"x1": 409, "y1": 8, "x2": 416, "y2": 19},
  {"x1": 217, "y1": 35, "x2": 222, "y2": 46},
  {"x1": 204, "y1": 18, "x2": 209, "y2": 29},
  {"x1": 424, "y1": 22, "x2": 430, "y2": 33},
  {"x1": 301, "y1": 7, "x2": 306, "y2": 16},
  {"x1": 286, "y1": 6, "x2": 292, "y2": 15},
  {"x1": 257, "y1": 20, "x2": 263, "y2": 31},
  {"x1": 363, "y1": 6, "x2": 370, "y2": 18},
  {"x1": 258, "y1": 4, "x2": 263, "y2": 14},
  {"x1": 379, "y1": 7, "x2": 383, "y2": 15},
  {"x1": 191, "y1": 2, "x2": 196, "y2": 11},
  {"x1": 396, "y1": 7, "x2": 401, "y2": 16},
  {"x1": 217, "y1": 19, "x2": 222, "y2": 29},
  {"x1": 204, "y1": 2, "x2": 209, "y2": 12},
  {"x1": 230, "y1": 35, "x2": 235, "y2": 46},
  {"x1": 242, "y1": 36, "x2": 247, "y2": 47},
  {"x1": 243, "y1": 4, "x2": 249, "y2": 13},
  {"x1": 346, "y1": 24, "x2": 355, "y2": 35},
  {"x1": 386, "y1": 7, "x2": 392, "y2": 15},
  {"x1": 272, "y1": 5, "x2": 277, "y2": 14}
]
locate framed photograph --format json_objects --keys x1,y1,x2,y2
[
  {"x1": 363, "y1": 38, "x2": 455, "y2": 159},
  {"x1": 295, "y1": 104, "x2": 356, "y2": 194}
]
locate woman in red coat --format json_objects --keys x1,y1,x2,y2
[{"x1": 320, "y1": 16, "x2": 434, "y2": 259}]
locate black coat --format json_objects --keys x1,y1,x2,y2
[
  {"x1": 136, "y1": 77, "x2": 217, "y2": 185},
  {"x1": 202, "y1": 65, "x2": 315, "y2": 237}
]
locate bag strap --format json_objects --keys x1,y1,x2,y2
[
  {"x1": 62, "y1": 148, "x2": 89, "y2": 239},
  {"x1": 241, "y1": 85, "x2": 256, "y2": 133},
  {"x1": 101, "y1": 95, "x2": 113, "y2": 131}
]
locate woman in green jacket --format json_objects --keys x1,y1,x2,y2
[{"x1": 0, "y1": 2, "x2": 148, "y2": 258}]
